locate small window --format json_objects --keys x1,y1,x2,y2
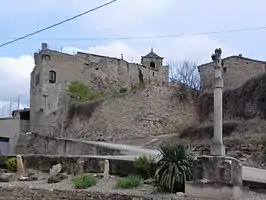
[
  {"x1": 42, "y1": 54, "x2": 50, "y2": 61},
  {"x1": 49, "y1": 70, "x2": 56, "y2": 83},
  {"x1": 152, "y1": 72, "x2": 155, "y2": 76},
  {"x1": 35, "y1": 73, "x2": 40, "y2": 86},
  {"x1": 150, "y1": 61, "x2": 155, "y2": 68}
]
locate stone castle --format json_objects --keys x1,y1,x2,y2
[
  {"x1": 30, "y1": 43, "x2": 169, "y2": 136},
  {"x1": 27, "y1": 43, "x2": 266, "y2": 139}
]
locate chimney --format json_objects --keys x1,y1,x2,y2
[
  {"x1": 41, "y1": 43, "x2": 49, "y2": 50},
  {"x1": 121, "y1": 53, "x2": 124, "y2": 60},
  {"x1": 238, "y1": 54, "x2": 243, "y2": 57}
]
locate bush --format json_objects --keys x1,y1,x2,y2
[
  {"x1": 6, "y1": 158, "x2": 17, "y2": 172},
  {"x1": 134, "y1": 156, "x2": 157, "y2": 179},
  {"x1": 73, "y1": 173, "x2": 97, "y2": 189},
  {"x1": 119, "y1": 87, "x2": 128, "y2": 93},
  {"x1": 68, "y1": 81, "x2": 102, "y2": 102},
  {"x1": 116, "y1": 175, "x2": 141, "y2": 189},
  {"x1": 155, "y1": 142, "x2": 195, "y2": 193}
]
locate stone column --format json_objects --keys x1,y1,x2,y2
[
  {"x1": 185, "y1": 49, "x2": 243, "y2": 200},
  {"x1": 211, "y1": 48, "x2": 225, "y2": 156}
]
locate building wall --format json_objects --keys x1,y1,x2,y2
[
  {"x1": 199, "y1": 57, "x2": 266, "y2": 91},
  {"x1": 0, "y1": 118, "x2": 21, "y2": 154},
  {"x1": 30, "y1": 46, "x2": 169, "y2": 136}
]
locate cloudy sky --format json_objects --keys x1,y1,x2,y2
[{"x1": 0, "y1": 0, "x2": 266, "y2": 113}]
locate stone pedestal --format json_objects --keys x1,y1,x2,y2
[
  {"x1": 211, "y1": 143, "x2": 226, "y2": 156},
  {"x1": 185, "y1": 156, "x2": 243, "y2": 200}
]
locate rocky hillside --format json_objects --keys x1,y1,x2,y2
[
  {"x1": 65, "y1": 84, "x2": 198, "y2": 143},
  {"x1": 145, "y1": 73, "x2": 266, "y2": 168},
  {"x1": 198, "y1": 73, "x2": 266, "y2": 121}
]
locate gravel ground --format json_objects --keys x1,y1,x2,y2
[{"x1": 0, "y1": 171, "x2": 266, "y2": 200}]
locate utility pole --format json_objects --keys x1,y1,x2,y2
[
  {"x1": 211, "y1": 48, "x2": 225, "y2": 156},
  {"x1": 9, "y1": 100, "x2": 12, "y2": 117},
  {"x1": 17, "y1": 96, "x2": 20, "y2": 110}
]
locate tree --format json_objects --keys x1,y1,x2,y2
[{"x1": 168, "y1": 60, "x2": 200, "y2": 90}]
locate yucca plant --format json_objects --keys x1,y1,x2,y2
[{"x1": 155, "y1": 142, "x2": 195, "y2": 193}]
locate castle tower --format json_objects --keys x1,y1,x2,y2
[{"x1": 141, "y1": 48, "x2": 163, "y2": 69}]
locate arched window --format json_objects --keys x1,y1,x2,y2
[
  {"x1": 49, "y1": 70, "x2": 56, "y2": 83},
  {"x1": 150, "y1": 61, "x2": 155, "y2": 68}
]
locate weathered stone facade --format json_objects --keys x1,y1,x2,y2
[
  {"x1": 198, "y1": 55, "x2": 266, "y2": 91},
  {"x1": 30, "y1": 43, "x2": 169, "y2": 137}
]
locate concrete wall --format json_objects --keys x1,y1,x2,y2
[
  {"x1": 64, "y1": 85, "x2": 198, "y2": 142},
  {"x1": 30, "y1": 47, "x2": 169, "y2": 137},
  {"x1": 15, "y1": 133, "x2": 124, "y2": 156},
  {"x1": 0, "y1": 118, "x2": 22, "y2": 154},
  {"x1": 199, "y1": 56, "x2": 266, "y2": 91}
]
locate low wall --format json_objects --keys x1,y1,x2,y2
[
  {"x1": 15, "y1": 133, "x2": 123, "y2": 156},
  {"x1": 0, "y1": 186, "x2": 188, "y2": 200},
  {"x1": 8, "y1": 154, "x2": 136, "y2": 176}
]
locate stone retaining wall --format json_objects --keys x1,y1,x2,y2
[
  {"x1": 7, "y1": 155, "x2": 136, "y2": 176},
  {"x1": 0, "y1": 186, "x2": 193, "y2": 200}
]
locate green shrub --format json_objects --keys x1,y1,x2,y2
[
  {"x1": 119, "y1": 87, "x2": 128, "y2": 93},
  {"x1": 155, "y1": 142, "x2": 195, "y2": 193},
  {"x1": 116, "y1": 175, "x2": 141, "y2": 189},
  {"x1": 68, "y1": 81, "x2": 102, "y2": 102},
  {"x1": 73, "y1": 173, "x2": 97, "y2": 189},
  {"x1": 134, "y1": 155, "x2": 157, "y2": 179},
  {"x1": 6, "y1": 157, "x2": 17, "y2": 172}
]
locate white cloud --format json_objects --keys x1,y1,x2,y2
[
  {"x1": 0, "y1": 55, "x2": 34, "y2": 105},
  {"x1": 63, "y1": 35, "x2": 237, "y2": 65}
]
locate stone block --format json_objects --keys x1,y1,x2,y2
[
  {"x1": 211, "y1": 143, "x2": 225, "y2": 156},
  {"x1": 185, "y1": 155, "x2": 243, "y2": 200}
]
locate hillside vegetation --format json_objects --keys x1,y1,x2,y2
[{"x1": 198, "y1": 73, "x2": 266, "y2": 121}]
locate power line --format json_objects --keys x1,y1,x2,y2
[
  {"x1": 1, "y1": 25, "x2": 266, "y2": 42},
  {"x1": 0, "y1": 0, "x2": 118, "y2": 48}
]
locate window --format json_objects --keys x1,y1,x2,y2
[
  {"x1": 152, "y1": 72, "x2": 155, "y2": 76},
  {"x1": 35, "y1": 73, "x2": 40, "y2": 86},
  {"x1": 42, "y1": 54, "x2": 50, "y2": 61},
  {"x1": 49, "y1": 70, "x2": 56, "y2": 83},
  {"x1": 150, "y1": 61, "x2": 155, "y2": 68}
]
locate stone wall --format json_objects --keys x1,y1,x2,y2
[
  {"x1": 0, "y1": 186, "x2": 192, "y2": 200},
  {"x1": 199, "y1": 56, "x2": 266, "y2": 91},
  {"x1": 7, "y1": 154, "x2": 136, "y2": 176},
  {"x1": 15, "y1": 133, "x2": 123, "y2": 156},
  {"x1": 65, "y1": 85, "x2": 198, "y2": 142},
  {"x1": 30, "y1": 47, "x2": 169, "y2": 136}
]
